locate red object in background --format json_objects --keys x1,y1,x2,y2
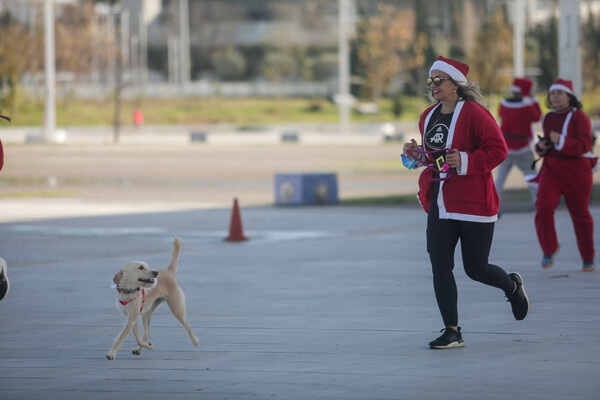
[
  {"x1": 225, "y1": 198, "x2": 248, "y2": 242},
  {"x1": 133, "y1": 109, "x2": 144, "y2": 126}
]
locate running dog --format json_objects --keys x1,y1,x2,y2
[{"x1": 106, "y1": 238, "x2": 198, "y2": 360}]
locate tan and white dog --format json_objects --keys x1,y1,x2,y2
[{"x1": 106, "y1": 238, "x2": 198, "y2": 360}]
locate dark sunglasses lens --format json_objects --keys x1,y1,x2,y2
[{"x1": 427, "y1": 78, "x2": 443, "y2": 87}]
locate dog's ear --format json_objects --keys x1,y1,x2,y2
[{"x1": 113, "y1": 271, "x2": 122, "y2": 285}]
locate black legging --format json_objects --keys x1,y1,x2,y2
[{"x1": 426, "y1": 183, "x2": 514, "y2": 327}]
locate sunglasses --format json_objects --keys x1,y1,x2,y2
[{"x1": 426, "y1": 77, "x2": 452, "y2": 87}]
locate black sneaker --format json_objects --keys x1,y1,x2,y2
[
  {"x1": 0, "y1": 258, "x2": 9, "y2": 301},
  {"x1": 429, "y1": 327, "x2": 465, "y2": 349},
  {"x1": 506, "y1": 272, "x2": 529, "y2": 320}
]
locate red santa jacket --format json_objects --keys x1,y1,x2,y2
[
  {"x1": 417, "y1": 100, "x2": 508, "y2": 222},
  {"x1": 498, "y1": 97, "x2": 542, "y2": 152},
  {"x1": 532, "y1": 107, "x2": 598, "y2": 175}
]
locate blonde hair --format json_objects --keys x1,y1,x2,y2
[{"x1": 457, "y1": 81, "x2": 486, "y2": 107}]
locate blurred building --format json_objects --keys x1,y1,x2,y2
[
  {"x1": 0, "y1": 0, "x2": 598, "y2": 99},
  {"x1": 121, "y1": 0, "x2": 486, "y2": 83}
]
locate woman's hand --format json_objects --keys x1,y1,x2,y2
[
  {"x1": 403, "y1": 139, "x2": 419, "y2": 159},
  {"x1": 549, "y1": 131, "x2": 561, "y2": 144},
  {"x1": 445, "y1": 149, "x2": 461, "y2": 169}
]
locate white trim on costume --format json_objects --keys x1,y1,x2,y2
[
  {"x1": 458, "y1": 152, "x2": 468, "y2": 175},
  {"x1": 500, "y1": 97, "x2": 537, "y2": 109},
  {"x1": 438, "y1": 101, "x2": 476, "y2": 221},
  {"x1": 423, "y1": 103, "x2": 441, "y2": 131},
  {"x1": 549, "y1": 83, "x2": 573, "y2": 95},
  {"x1": 440, "y1": 211, "x2": 497, "y2": 223},
  {"x1": 429, "y1": 61, "x2": 467, "y2": 84},
  {"x1": 554, "y1": 109, "x2": 574, "y2": 151}
]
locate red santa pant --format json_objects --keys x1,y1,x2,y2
[{"x1": 534, "y1": 159, "x2": 595, "y2": 261}]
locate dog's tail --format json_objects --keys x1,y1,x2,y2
[{"x1": 167, "y1": 238, "x2": 181, "y2": 274}]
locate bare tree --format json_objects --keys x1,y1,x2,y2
[
  {"x1": 0, "y1": 12, "x2": 34, "y2": 116},
  {"x1": 354, "y1": 4, "x2": 413, "y2": 101},
  {"x1": 55, "y1": 3, "x2": 95, "y2": 79},
  {"x1": 467, "y1": 5, "x2": 513, "y2": 94},
  {"x1": 582, "y1": 9, "x2": 600, "y2": 93}
]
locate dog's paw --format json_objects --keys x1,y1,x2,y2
[
  {"x1": 132, "y1": 348, "x2": 142, "y2": 355},
  {"x1": 106, "y1": 353, "x2": 115, "y2": 360},
  {"x1": 191, "y1": 336, "x2": 199, "y2": 347}
]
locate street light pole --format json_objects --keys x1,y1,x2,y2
[
  {"x1": 43, "y1": 0, "x2": 56, "y2": 142},
  {"x1": 338, "y1": 0, "x2": 350, "y2": 134},
  {"x1": 113, "y1": 2, "x2": 122, "y2": 144},
  {"x1": 513, "y1": 0, "x2": 525, "y2": 77},
  {"x1": 179, "y1": 0, "x2": 191, "y2": 94},
  {"x1": 558, "y1": 0, "x2": 582, "y2": 96}
]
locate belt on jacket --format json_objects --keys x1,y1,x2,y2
[{"x1": 503, "y1": 133, "x2": 529, "y2": 141}]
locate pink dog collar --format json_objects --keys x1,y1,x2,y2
[{"x1": 118, "y1": 288, "x2": 145, "y2": 312}]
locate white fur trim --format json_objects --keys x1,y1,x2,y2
[
  {"x1": 438, "y1": 211, "x2": 498, "y2": 223},
  {"x1": 458, "y1": 152, "x2": 468, "y2": 175},
  {"x1": 429, "y1": 61, "x2": 467, "y2": 84},
  {"x1": 522, "y1": 96, "x2": 535, "y2": 106},
  {"x1": 549, "y1": 83, "x2": 573, "y2": 95},
  {"x1": 524, "y1": 173, "x2": 539, "y2": 189},
  {"x1": 500, "y1": 98, "x2": 532, "y2": 109},
  {"x1": 555, "y1": 134, "x2": 566, "y2": 151},
  {"x1": 554, "y1": 109, "x2": 574, "y2": 151},
  {"x1": 582, "y1": 152, "x2": 599, "y2": 173}
]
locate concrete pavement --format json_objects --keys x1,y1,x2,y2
[{"x1": 0, "y1": 203, "x2": 599, "y2": 399}]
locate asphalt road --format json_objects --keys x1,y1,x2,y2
[{"x1": 0, "y1": 203, "x2": 598, "y2": 400}]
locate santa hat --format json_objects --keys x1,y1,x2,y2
[
  {"x1": 429, "y1": 56, "x2": 469, "y2": 84},
  {"x1": 549, "y1": 79, "x2": 574, "y2": 95},
  {"x1": 510, "y1": 78, "x2": 533, "y2": 96}
]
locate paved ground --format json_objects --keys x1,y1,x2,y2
[
  {"x1": 0, "y1": 202, "x2": 598, "y2": 400},
  {"x1": 0, "y1": 124, "x2": 598, "y2": 398},
  {"x1": 0, "y1": 124, "x2": 555, "y2": 208}
]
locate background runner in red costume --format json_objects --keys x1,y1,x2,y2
[
  {"x1": 495, "y1": 78, "x2": 542, "y2": 212},
  {"x1": 532, "y1": 79, "x2": 597, "y2": 272}
]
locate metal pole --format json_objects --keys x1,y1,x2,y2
[
  {"x1": 121, "y1": 9, "x2": 130, "y2": 69},
  {"x1": 338, "y1": 0, "x2": 350, "y2": 134},
  {"x1": 139, "y1": 10, "x2": 148, "y2": 88},
  {"x1": 558, "y1": 0, "x2": 582, "y2": 96},
  {"x1": 168, "y1": 35, "x2": 179, "y2": 83},
  {"x1": 91, "y1": 15, "x2": 100, "y2": 84},
  {"x1": 113, "y1": 5, "x2": 122, "y2": 144},
  {"x1": 43, "y1": 0, "x2": 56, "y2": 141},
  {"x1": 107, "y1": 10, "x2": 115, "y2": 87},
  {"x1": 179, "y1": 0, "x2": 191, "y2": 94},
  {"x1": 513, "y1": 0, "x2": 525, "y2": 77}
]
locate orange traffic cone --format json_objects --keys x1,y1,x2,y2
[{"x1": 225, "y1": 198, "x2": 248, "y2": 242}]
